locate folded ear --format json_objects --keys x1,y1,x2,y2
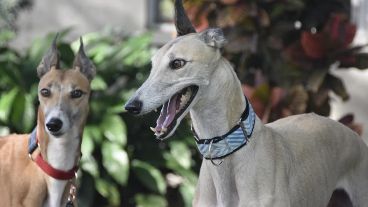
[
  {"x1": 73, "y1": 37, "x2": 96, "y2": 81},
  {"x1": 37, "y1": 34, "x2": 60, "y2": 78},
  {"x1": 199, "y1": 28, "x2": 227, "y2": 49}
]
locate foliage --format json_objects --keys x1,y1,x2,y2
[
  {"x1": 0, "y1": 29, "x2": 201, "y2": 206},
  {"x1": 186, "y1": 0, "x2": 366, "y2": 134},
  {"x1": 1, "y1": 1, "x2": 367, "y2": 206}
]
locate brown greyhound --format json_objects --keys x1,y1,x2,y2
[{"x1": 0, "y1": 36, "x2": 95, "y2": 207}]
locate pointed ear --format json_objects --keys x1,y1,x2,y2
[
  {"x1": 73, "y1": 37, "x2": 96, "y2": 81},
  {"x1": 199, "y1": 28, "x2": 227, "y2": 49},
  {"x1": 174, "y1": 0, "x2": 196, "y2": 36},
  {"x1": 37, "y1": 34, "x2": 60, "y2": 78}
]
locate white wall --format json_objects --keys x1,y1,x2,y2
[{"x1": 10, "y1": 0, "x2": 147, "y2": 49}]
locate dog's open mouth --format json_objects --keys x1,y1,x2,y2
[{"x1": 151, "y1": 85, "x2": 199, "y2": 139}]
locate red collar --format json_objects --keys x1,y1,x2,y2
[
  {"x1": 28, "y1": 128, "x2": 79, "y2": 180},
  {"x1": 35, "y1": 154, "x2": 78, "y2": 180}
]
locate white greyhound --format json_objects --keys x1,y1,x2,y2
[{"x1": 125, "y1": 0, "x2": 368, "y2": 206}]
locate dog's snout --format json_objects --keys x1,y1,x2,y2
[
  {"x1": 46, "y1": 118, "x2": 63, "y2": 133},
  {"x1": 125, "y1": 99, "x2": 143, "y2": 114}
]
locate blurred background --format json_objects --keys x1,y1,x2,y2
[{"x1": 1, "y1": 0, "x2": 368, "y2": 206}]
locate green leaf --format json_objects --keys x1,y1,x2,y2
[
  {"x1": 107, "y1": 103, "x2": 125, "y2": 114},
  {"x1": 101, "y1": 115, "x2": 127, "y2": 146},
  {"x1": 81, "y1": 156, "x2": 99, "y2": 178},
  {"x1": 119, "y1": 33, "x2": 153, "y2": 67},
  {"x1": 91, "y1": 75, "x2": 108, "y2": 90},
  {"x1": 10, "y1": 92, "x2": 35, "y2": 132},
  {"x1": 0, "y1": 29, "x2": 16, "y2": 44},
  {"x1": 179, "y1": 181, "x2": 196, "y2": 207},
  {"x1": 83, "y1": 125, "x2": 103, "y2": 144},
  {"x1": 132, "y1": 160, "x2": 166, "y2": 194},
  {"x1": 58, "y1": 42, "x2": 75, "y2": 65},
  {"x1": 102, "y1": 141, "x2": 129, "y2": 185},
  {"x1": 23, "y1": 94, "x2": 36, "y2": 131},
  {"x1": 95, "y1": 178, "x2": 121, "y2": 205},
  {"x1": 134, "y1": 194, "x2": 167, "y2": 207},
  {"x1": 163, "y1": 152, "x2": 198, "y2": 185},
  {"x1": 81, "y1": 128, "x2": 95, "y2": 157},
  {"x1": 169, "y1": 141, "x2": 191, "y2": 169},
  {"x1": 89, "y1": 43, "x2": 114, "y2": 64},
  {"x1": 0, "y1": 88, "x2": 18, "y2": 122}
]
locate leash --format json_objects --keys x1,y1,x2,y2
[
  {"x1": 191, "y1": 97, "x2": 256, "y2": 162},
  {"x1": 28, "y1": 128, "x2": 79, "y2": 206}
]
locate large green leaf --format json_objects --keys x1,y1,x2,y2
[
  {"x1": 134, "y1": 194, "x2": 167, "y2": 207},
  {"x1": 0, "y1": 29, "x2": 15, "y2": 44},
  {"x1": 83, "y1": 125, "x2": 103, "y2": 144},
  {"x1": 10, "y1": 92, "x2": 35, "y2": 132},
  {"x1": 132, "y1": 160, "x2": 167, "y2": 195},
  {"x1": 101, "y1": 115, "x2": 127, "y2": 146},
  {"x1": 0, "y1": 88, "x2": 18, "y2": 122},
  {"x1": 102, "y1": 141, "x2": 129, "y2": 185},
  {"x1": 81, "y1": 133, "x2": 99, "y2": 177},
  {"x1": 23, "y1": 94, "x2": 36, "y2": 131},
  {"x1": 95, "y1": 178, "x2": 121, "y2": 205},
  {"x1": 163, "y1": 151, "x2": 198, "y2": 185},
  {"x1": 179, "y1": 181, "x2": 196, "y2": 207},
  {"x1": 80, "y1": 156, "x2": 99, "y2": 178},
  {"x1": 169, "y1": 141, "x2": 191, "y2": 169},
  {"x1": 90, "y1": 75, "x2": 108, "y2": 91}
]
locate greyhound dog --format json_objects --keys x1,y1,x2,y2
[
  {"x1": 125, "y1": 0, "x2": 368, "y2": 206},
  {"x1": 0, "y1": 36, "x2": 95, "y2": 207}
]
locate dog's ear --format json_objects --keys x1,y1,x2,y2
[
  {"x1": 73, "y1": 37, "x2": 96, "y2": 81},
  {"x1": 199, "y1": 28, "x2": 227, "y2": 49},
  {"x1": 37, "y1": 34, "x2": 60, "y2": 78},
  {"x1": 175, "y1": 0, "x2": 196, "y2": 36}
]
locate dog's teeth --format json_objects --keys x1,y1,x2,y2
[
  {"x1": 150, "y1": 127, "x2": 156, "y2": 132},
  {"x1": 161, "y1": 127, "x2": 167, "y2": 133},
  {"x1": 154, "y1": 109, "x2": 158, "y2": 112}
]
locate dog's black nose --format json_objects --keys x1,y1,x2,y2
[
  {"x1": 46, "y1": 118, "x2": 63, "y2": 132},
  {"x1": 125, "y1": 99, "x2": 142, "y2": 114}
]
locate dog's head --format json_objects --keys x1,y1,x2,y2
[
  {"x1": 125, "y1": 0, "x2": 227, "y2": 140},
  {"x1": 37, "y1": 35, "x2": 95, "y2": 138}
]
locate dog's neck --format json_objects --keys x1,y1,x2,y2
[
  {"x1": 190, "y1": 58, "x2": 259, "y2": 140},
  {"x1": 36, "y1": 108, "x2": 81, "y2": 206}
]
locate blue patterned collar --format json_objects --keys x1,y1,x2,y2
[{"x1": 192, "y1": 98, "x2": 256, "y2": 160}]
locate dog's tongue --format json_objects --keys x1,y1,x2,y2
[{"x1": 155, "y1": 94, "x2": 179, "y2": 133}]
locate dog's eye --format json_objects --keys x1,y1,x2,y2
[
  {"x1": 169, "y1": 59, "x2": 187, "y2": 70},
  {"x1": 40, "y1": 88, "x2": 51, "y2": 97},
  {"x1": 70, "y1": 89, "x2": 84, "y2": 98}
]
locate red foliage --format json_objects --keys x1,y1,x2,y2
[{"x1": 301, "y1": 13, "x2": 356, "y2": 59}]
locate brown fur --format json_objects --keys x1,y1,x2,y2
[
  {"x1": 0, "y1": 68, "x2": 92, "y2": 206},
  {"x1": 0, "y1": 134, "x2": 47, "y2": 206}
]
